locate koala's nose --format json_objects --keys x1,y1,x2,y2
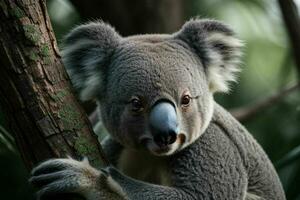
[
  {"x1": 149, "y1": 101, "x2": 178, "y2": 146},
  {"x1": 153, "y1": 129, "x2": 177, "y2": 147}
]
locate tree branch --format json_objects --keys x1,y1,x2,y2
[
  {"x1": 278, "y1": 0, "x2": 300, "y2": 77},
  {"x1": 230, "y1": 83, "x2": 300, "y2": 122},
  {"x1": 232, "y1": 0, "x2": 300, "y2": 123}
]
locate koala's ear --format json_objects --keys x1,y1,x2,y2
[
  {"x1": 62, "y1": 21, "x2": 121, "y2": 101},
  {"x1": 176, "y1": 19, "x2": 243, "y2": 93}
]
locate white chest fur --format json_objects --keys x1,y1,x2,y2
[{"x1": 117, "y1": 148, "x2": 172, "y2": 186}]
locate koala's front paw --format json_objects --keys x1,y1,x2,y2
[{"x1": 30, "y1": 158, "x2": 126, "y2": 200}]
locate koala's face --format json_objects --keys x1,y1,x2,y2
[
  {"x1": 63, "y1": 19, "x2": 242, "y2": 156},
  {"x1": 100, "y1": 38, "x2": 214, "y2": 155}
]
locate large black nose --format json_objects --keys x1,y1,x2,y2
[{"x1": 149, "y1": 102, "x2": 178, "y2": 146}]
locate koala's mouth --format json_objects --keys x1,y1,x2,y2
[{"x1": 140, "y1": 133, "x2": 186, "y2": 156}]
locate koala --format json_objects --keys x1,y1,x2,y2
[{"x1": 30, "y1": 19, "x2": 286, "y2": 200}]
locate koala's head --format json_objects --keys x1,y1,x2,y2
[{"x1": 63, "y1": 19, "x2": 242, "y2": 156}]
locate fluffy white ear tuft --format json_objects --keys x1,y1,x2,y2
[
  {"x1": 62, "y1": 21, "x2": 121, "y2": 101},
  {"x1": 79, "y1": 73, "x2": 104, "y2": 101},
  {"x1": 176, "y1": 19, "x2": 244, "y2": 93},
  {"x1": 205, "y1": 33, "x2": 243, "y2": 93}
]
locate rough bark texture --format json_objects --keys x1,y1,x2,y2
[
  {"x1": 0, "y1": 0, "x2": 108, "y2": 171},
  {"x1": 70, "y1": 0, "x2": 185, "y2": 36}
]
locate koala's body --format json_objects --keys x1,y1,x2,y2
[{"x1": 30, "y1": 19, "x2": 286, "y2": 200}]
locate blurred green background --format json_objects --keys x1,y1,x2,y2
[{"x1": 0, "y1": 0, "x2": 299, "y2": 199}]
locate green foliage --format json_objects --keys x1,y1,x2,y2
[
  {"x1": 74, "y1": 136, "x2": 102, "y2": 168},
  {"x1": 40, "y1": 44, "x2": 50, "y2": 57},
  {"x1": 11, "y1": 7, "x2": 25, "y2": 19},
  {"x1": 47, "y1": 0, "x2": 80, "y2": 42},
  {"x1": 58, "y1": 103, "x2": 85, "y2": 130},
  {"x1": 276, "y1": 145, "x2": 300, "y2": 170},
  {"x1": 23, "y1": 24, "x2": 41, "y2": 45}
]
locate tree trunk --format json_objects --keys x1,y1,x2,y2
[
  {"x1": 70, "y1": 0, "x2": 185, "y2": 36},
  {"x1": 0, "y1": 0, "x2": 108, "y2": 171}
]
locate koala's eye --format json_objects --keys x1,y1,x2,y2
[
  {"x1": 130, "y1": 97, "x2": 144, "y2": 113},
  {"x1": 181, "y1": 95, "x2": 191, "y2": 107}
]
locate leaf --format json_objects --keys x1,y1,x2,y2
[{"x1": 275, "y1": 145, "x2": 300, "y2": 170}]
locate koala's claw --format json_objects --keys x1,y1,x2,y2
[
  {"x1": 31, "y1": 158, "x2": 75, "y2": 176},
  {"x1": 29, "y1": 170, "x2": 66, "y2": 187},
  {"x1": 30, "y1": 158, "x2": 100, "y2": 199},
  {"x1": 30, "y1": 158, "x2": 126, "y2": 200},
  {"x1": 99, "y1": 168, "x2": 110, "y2": 178}
]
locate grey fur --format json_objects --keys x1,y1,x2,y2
[
  {"x1": 30, "y1": 19, "x2": 285, "y2": 200},
  {"x1": 62, "y1": 21, "x2": 121, "y2": 100}
]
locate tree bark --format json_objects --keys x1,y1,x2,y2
[
  {"x1": 0, "y1": 0, "x2": 108, "y2": 171},
  {"x1": 70, "y1": 0, "x2": 185, "y2": 36}
]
